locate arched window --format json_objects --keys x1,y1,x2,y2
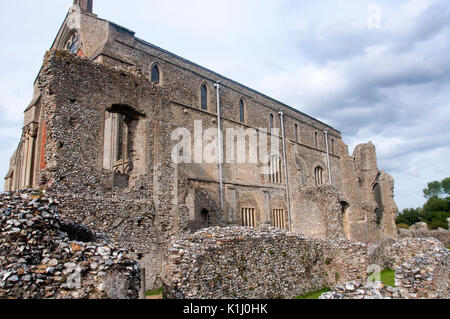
[
  {"x1": 314, "y1": 132, "x2": 318, "y2": 149},
  {"x1": 314, "y1": 166, "x2": 323, "y2": 186},
  {"x1": 151, "y1": 64, "x2": 160, "y2": 84},
  {"x1": 239, "y1": 99, "x2": 245, "y2": 123},
  {"x1": 201, "y1": 84, "x2": 208, "y2": 110}
]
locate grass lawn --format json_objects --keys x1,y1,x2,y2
[
  {"x1": 295, "y1": 287, "x2": 331, "y2": 299},
  {"x1": 370, "y1": 269, "x2": 395, "y2": 287},
  {"x1": 146, "y1": 287, "x2": 163, "y2": 297}
]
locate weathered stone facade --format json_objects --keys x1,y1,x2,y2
[{"x1": 4, "y1": 2, "x2": 399, "y2": 289}]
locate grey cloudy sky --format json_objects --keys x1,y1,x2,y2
[{"x1": 0, "y1": 0, "x2": 449, "y2": 210}]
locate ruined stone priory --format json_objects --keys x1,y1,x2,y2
[{"x1": 4, "y1": 1, "x2": 399, "y2": 289}]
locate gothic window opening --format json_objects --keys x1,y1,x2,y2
[
  {"x1": 151, "y1": 64, "x2": 160, "y2": 84},
  {"x1": 201, "y1": 84, "x2": 208, "y2": 110},
  {"x1": 272, "y1": 209, "x2": 286, "y2": 229},
  {"x1": 314, "y1": 132, "x2": 318, "y2": 149},
  {"x1": 241, "y1": 207, "x2": 256, "y2": 227},
  {"x1": 103, "y1": 106, "x2": 145, "y2": 187},
  {"x1": 332, "y1": 139, "x2": 335, "y2": 154},
  {"x1": 269, "y1": 155, "x2": 283, "y2": 184},
  {"x1": 315, "y1": 166, "x2": 323, "y2": 186},
  {"x1": 239, "y1": 99, "x2": 245, "y2": 123}
]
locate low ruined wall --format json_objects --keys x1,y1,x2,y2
[
  {"x1": 163, "y1": 227, "x2": 368, "y2": 299},
  {"x1": 398, "y1": 229, "x2": 450, "y2": 247}
]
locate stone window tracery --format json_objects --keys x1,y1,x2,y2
[
  {"x1": 65, "y1": 32, "x2": 82, "y2": 55},
  {"x1": 103, "y1": 111, "x2": 130, "y2": 175}
]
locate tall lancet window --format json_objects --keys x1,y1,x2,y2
[
  {"x1": 151, "y1": 64, "x2": 160, "y2": 84},
  {"x1": 201, "y1": 84, "x2": 208, "y2": 110},
  {"x1": 239, "y1": 99, "x2": 245, "y2": 123}
]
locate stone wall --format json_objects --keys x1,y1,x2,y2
[
  {"x1": 163, "y1": 227, "x2": 369, "y2": 299},
  {"x1": 0, "y1": 190, "x2": 142, "y2": 299}
]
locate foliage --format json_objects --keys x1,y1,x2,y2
[
  {"x1": 396, "y1": 223, "x2": 409, "y2": 229},
  {"x1": 423, "y1": 177, "x2": 450, "y2": 199},
  {"x1": 295, "y1": 287, "x2": 331, "y2": 299},
  {"x1": 396, "y1": 208, "x2": 421, "y2": 226}
]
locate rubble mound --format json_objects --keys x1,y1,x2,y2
[{"x1": 0, "y1": 190, "x2": 141, "y2": 299}]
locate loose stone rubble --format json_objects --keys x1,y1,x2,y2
[{"x1": 0, "y1": 190, "x2": 141, "y2": 299}]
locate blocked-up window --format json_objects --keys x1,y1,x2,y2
[
  {"x1": 272, "y1": 209, "x2": 286, "y2": 229},
  {"x1": 241, "y1": 207, "x2": 256, "y2": 227},
  {"x1": 269, "y1": 155, "x2": 283, "y2": 184}
]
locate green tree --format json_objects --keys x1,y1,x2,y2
[
  {"x1": 423, "y1": 181, "x2": 443, "y2": 199},
  {"x1": 396, "y1": 208, "x2": 421, "y2": 226},
  {"x1": 442, "y1": 177, "x2": 450, "y2": 196}
]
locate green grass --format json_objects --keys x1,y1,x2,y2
[
  {"x1": 295, "y1": 287, "x2": 331, "y2": 299},
  {"x1": 146, "y1": 287, "x2": 163, "y2": 297},
  {"x1": 370, "y1": 269, "x2": 395, "y2": 287},
  {"x1": 446, "y1": 247, "x2": 450, "y2": 250}
]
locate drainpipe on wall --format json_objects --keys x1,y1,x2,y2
[
  {"x1": 214, "y1": 81, "x2": 224, "y2": 210},
  {"x1": 278, "y1": 110, "x2": 292, "y2": 231},
  {"x1": 324, "y1": 130, "x2": 333, "y2": 185}
]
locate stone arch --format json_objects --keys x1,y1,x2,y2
[
  {"x1": 189, "y1": 187, "x2": 222, "y2": 232},
  {"x1": 237, "y1": 192, "x2": 261, "y2": 227}
]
